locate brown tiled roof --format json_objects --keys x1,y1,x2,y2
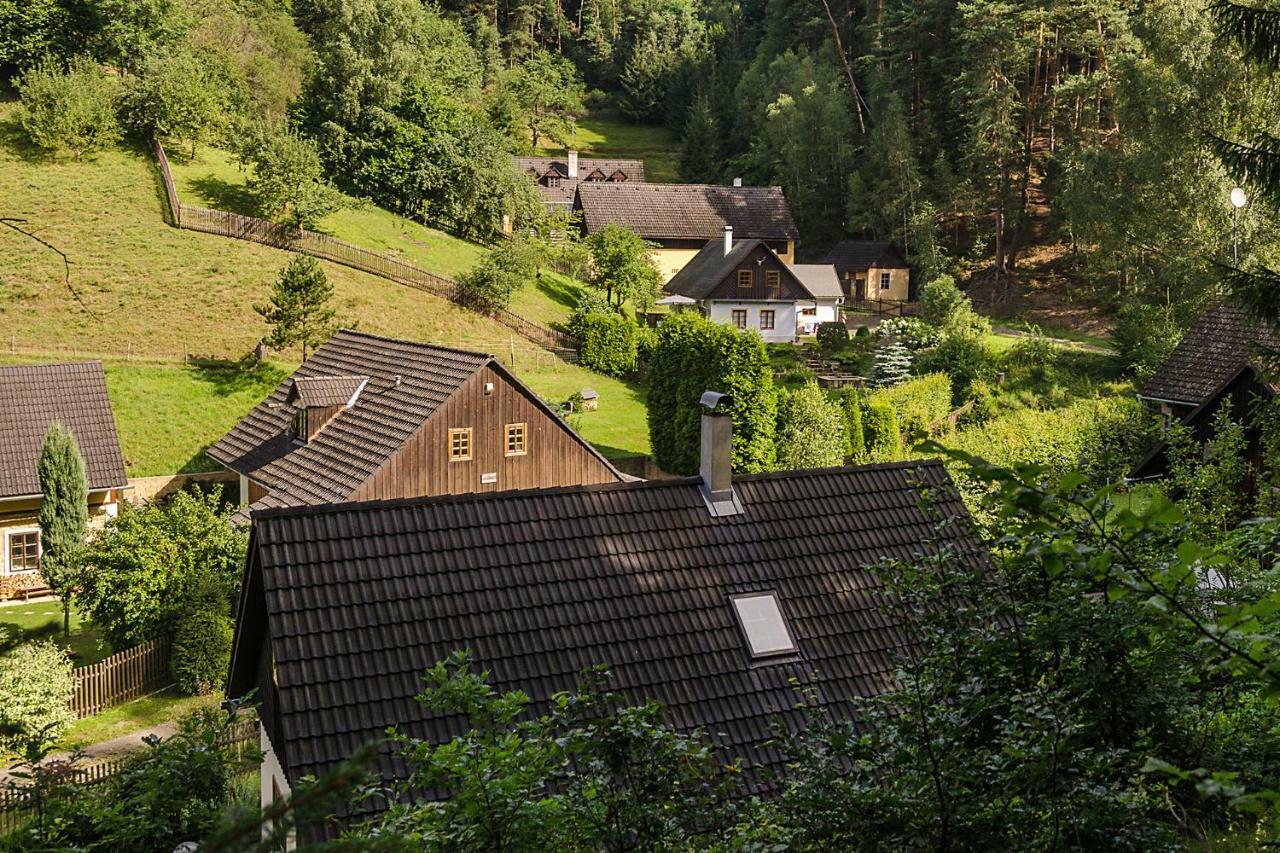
[
  {"x1": 575, "y1": 183, "x2": 799, "y2": 241},
  {"x1": 513, "y1": 155, "x2": 646, "y2": 205},
  {"x1": 229, "y1": 460, "x2": 987, "y2": 831},
  {"x1": 287, "y1": 375, "x2": 369, "y2": 409},
  {"x1": 822, "y1": 241, "x2": 907, "y2": 276},
  {"x1": 206, "y1": 330, "x2": 618, "y2": 511},
  {"x1": 664, "y1": 239, "x2": 814, "y2": 301},
  {"x1": 0, "y1": 362, "x2": 128, "y2": 499},
  {"x1": 1140, "y1": 300, "x2": 1280, "y2": 407}
]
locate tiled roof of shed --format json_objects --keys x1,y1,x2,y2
[
  {"x1": 235, "y1": 460, "x2": 986, "y2": 824},
  {"x1": 821, "y1": 241, "x2": 906, "y2": 276},
  {"x1": 576, "y1": 183, "x2": 799, "y2": 241},
  {"x1": 1141, "y1": 300, "x2": 1280, "y2": 406},
  {"x1": 0, "y1": 361, "x2": 128, "y2": 499}
]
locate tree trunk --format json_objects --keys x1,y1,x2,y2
[{"x1": 63, "y1": 600, "x2": 70, "y2": 637}]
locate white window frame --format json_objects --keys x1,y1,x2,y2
[
  {"x1": 5, "y1": 528, "x2": 41, "y2": 576},
  {"x1": 880, "y1": 271, "x2": 892, "y2": 291},
  {"x1": 730, "y1": 591, "x2": 798, "y2": 659}
]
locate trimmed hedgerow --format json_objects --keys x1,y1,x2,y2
[
  {"x1": 647, "y1": 312, "x2": 776, "y2": 475},
  {"x1": 862, "y1": 398, "x2": 902, "y2": 463},
  {"x1": 171, "y1": 606, "x2": 234, "y2": 696},
  {"x1": 841, "y1": 387, "x2": 865, "y2": 461},
  {"x1": 865, "y1": 372, "x2": 954, "y2": 442},
  {"x1": 574, "y1": 312, "x2": 638, "y2": 377}
]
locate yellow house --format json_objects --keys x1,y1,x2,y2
[
  {"x1": 822, "y1": 241, "x2": 912, "y2": 302},
  {"x1": 0, "y1": 362, "x2": 129, "y2": 599},
  {"x1": 574, "y1": 182, "x2": 798, "y2": 283}
]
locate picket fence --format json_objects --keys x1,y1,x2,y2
[
  {"x1": 70, "y1": 636, "x2": 173, "y2": 719},
  {"x1": 152, "y1": 140, "x2": 578, "y2": 353},
  {"x1": 0, "y1": 721, "x2": 258, "y2": 835}
]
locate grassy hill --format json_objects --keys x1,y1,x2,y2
[
  {"x1": 534, "y1": 109, "x2": 680, "y2": 183},
  {"x1": 0, "y1": 102, "x2": 650, "y2": 469}
]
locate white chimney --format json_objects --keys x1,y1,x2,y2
[
  {"x1": 568, "y1": 150, "x2": 579, "y2": 178},
  {"x1": 723, "y1": 225, "x2": 733, "y2": 256},
  {"x1": 698, "y1": 391, "x2": 742, "y2": 517},
  {"x1": 733, "y1": 177, "x2": 743, "y2": 187}
]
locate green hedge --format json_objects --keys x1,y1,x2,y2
[
  {"x1": 0, "y1": 640, "x2": 74, "y2": 750},
  {"x1": 841, "y1": 388, "x2": 865, "y2": 461},
  {"x1": 574, "y1": 312, "x2": 638, "y2": 377},
  {"x1": 776, "y1": 382, "x2": 846, "y2": 470},
  {"x1": 647, "y1": 312, "x2": 776, "y2": 475},
  {"x1": 171, "y1": 607, "x2": 234, "y2": 696},
  {"x1": 865, "y1": 372, "x2": 953, "y2": 442},
  {"x1": 862, "y1": 398, "x2": 902, "y2": 463}
]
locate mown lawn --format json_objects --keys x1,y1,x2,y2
[
  {"x1": 167, "y1": 146, "x2": 484, "y2": 279},
  {"x1": 537, "y1": 109, "x2": 681, "y2": 183},
  {"x1": 0, "y1": 101, "x2": 522, "y2": 360},
  {"x1": 58, "y1": 691, "x2": 223, "y2": 752},
  {"x1": 515, "y1": 357, "x2": 650, "y2": 458},
  {"x1": 0, "y1": 600, "x2": 110, "y2": 664}
]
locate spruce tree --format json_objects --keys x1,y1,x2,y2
[
  {"x1": 871, "y1": 339, "x2": 913, "y2": 388},
  {"x1": 38, "y1": 422, "x2": 89, "y2": 637},
  {"x1": 678, "y1": 93, "x2": 721, "y2": 183},
  {"x1": 255, "y1": 255, "x2": 337, "y2": 360}
]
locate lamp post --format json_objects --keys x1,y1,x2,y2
[{"x1": 1231, "y1": 186, "x2": 1248, "y2": 266}]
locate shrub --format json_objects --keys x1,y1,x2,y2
[
  {"x1": 775, "y1": 382, "x2": 846, "y2": 470},
  {"x1": 866, "y1": 373, "x2": 953, "y2": 442},
  {"x1": 916, "y1": 331, "x2": 995, "y2": 404},
  {"x1": 16, "y1": 57, "x2": 119, "y2": 159},
  {"x1": 635, "y1": 325, "x2": 659, "y2": 366},
  {"x1": 647, "y1": 312, "x2": 776, "y2": 475},
  {"x1": 171, "y1": 604, "x2": 234, "y2": 696},
  {"x1": 879, "y1": 316, "x2": 941, "y2": 350},
  {"x1": 854, "y1": 325, "x2": 871, "y2": 338},
  {"x1": 458, "y1": 237, "x2": 538, "y2": 311},
  {"x1": 78, "y1": 488, "x2": 246, "y2": 650},
  {"x1": 816, "y1": 322, "x2": 849, "y2": 352},
  {"x1": 862, "y1": 399, "x2": 901, "y2": 462},
  {"x1": 1112, "y1": 302, "x2": 1183, "y2": 381},
  {"x1": 571, "y1": 288, "x2": 615, "y2": 321},
  {"x1": 575, "y1": 312, "x2": 638, "y2": 377},
  {"x1": 918, "y1": 274, "x2": 989, "y2": 336},
  {"x1": 120, "y1": 47, "x2": 227, "y2": 155},
  {"x1": 0, "y1": 640, "x2": 74, "y2": 751},
  {"x1": 841, "y1": 388, "x2": 865, "y2": 461}
]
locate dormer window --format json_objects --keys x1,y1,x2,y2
[
  {"x1": 291, "y1": 409, "x2": 307, "y2": 440},
  {"x1": 731, "y1": 592, "x2": 797, "y2": 659},
  {"x1": 547, "y1": 176, "x2": 562, "y2": 188}
]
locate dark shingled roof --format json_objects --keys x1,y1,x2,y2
[
  {"x1": 287, "y1": 375, "x2": 369, "y2": 409},
  {"x1": 1141, "y1": 301, "x2": 1280, "y2": 407},
  {"x1": 822, "y1": 241, "x2": 907, "y2": 276},
  {"x1": 0, "y1": 362, "x2": 128, "y2": 499},
  {"x1": 230, "y1": 460, "x2": 986, "y2": 828},
  {"x1": 206, "y1": 330, "x2": 617, "y2": 511},
  {"x1": 514, "y1": 155, "x2": 646, "y2": 205},
  {"x1": 575, "y1": 183, "x2": 799, "y2": 241},
  {"x1": 664, "y1": 239, "x2": 814, "y2": 301}
]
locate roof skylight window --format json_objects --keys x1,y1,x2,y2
[{"x1": 731, "y1": 592, "x2": 797, "y2": 658}]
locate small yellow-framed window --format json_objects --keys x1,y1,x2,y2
[
  {"x1": 737, "y1": 269, "x2": 752, "y2": 288},
  {"x1": 506, "y1": 422, "x2": 527, "y2": 456},
  {"x1": 765, "y1": 270, "x2": 780, "y2": 291},
  {"x1": 449, "y1": 427, "x2": 473, "y2": 461}
]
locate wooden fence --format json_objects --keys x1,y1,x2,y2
[
  {"x1": 1, "y1": 721, "x2": 258, "y2": 835},
  {"x1": 845, "y1": 299, "x2": 922, "y2": 319},
  {"x1": 70, "y1": 636, "x2": 173, "y2": 719},
  {"x1": 152, "y1": 140, "x2": 578, "y2": 353},
  {"x1": 927, "y1": 399, "x2": 976, "y2": 435}
]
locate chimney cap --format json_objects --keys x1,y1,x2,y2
[
  {"x1": 733, "y1": 177, "x2": 743, "y2": 187},
  {"x1": 699, "y1": 391, "x2": 732, "y2": 411}
]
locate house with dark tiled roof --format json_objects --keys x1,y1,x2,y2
[
  {"x1": 661, "y1": 230, "x2": 842, "y2": 342},
  {"x1": 227, "y1": 400, "x2": 990, "y2": 841},
  {"x1": 514, "y1": 151, "x2": 645, "y2": 210},
  {"x1": 574, "y1": 182, "x2": 799, "y2": 282},
  {"x1": 0, "y1": 362, "x2": 128, "y2": 595},
  {"x1": 1131, "y1": 300, "x2": 1280, "y2": 481},
  {"x1": 822, "y1": 240, "x2": 911, "y2": 302},
  {"x1": 207, "y1": 330, "x2": 624, "y2": 518}
]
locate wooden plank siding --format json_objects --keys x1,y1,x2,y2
[
  {"x1": 707, "y1": 245, "x2": 809, "y2": 302},
  {"x1": 352, "y1": 365, "x2": 620, "y2": 501}
]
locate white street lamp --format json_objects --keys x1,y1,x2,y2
[{"x1": 1230, "y1": 187, "x2": 1248, "y2": 265}]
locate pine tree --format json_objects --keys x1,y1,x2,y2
[
  {"x1": 38, "y1": 422, "x2": 88, "y2": 637},
  {"x1": 255, "y1": 255, "x2": 337, "y2": 360},
  {"x1": 871, "y1": 338, "x2": 912, "y2": 388},
  {"x1": 678, "y1": 93, "x2": 721, "y2": 183}
]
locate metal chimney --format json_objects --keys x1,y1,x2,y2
[
  {"x1": 698, "y1": 391, "x2": 742, "y2": 517},
  {"x1": 723, "y1": 226, "x2": 733, "y2": 256}
]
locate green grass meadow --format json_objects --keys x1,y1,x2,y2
[{"x1": 535, "y1": 109, "x2": 681, "y2": 183}]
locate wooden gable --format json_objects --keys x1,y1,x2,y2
[
  {"x1": 707, "y1": 245, "x2": 810, "y2": 301},
  {"x1": 351, "y1": 364, "x2": 620, "y2": 501}
]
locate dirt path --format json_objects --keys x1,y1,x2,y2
[{"x1": 1, "y1": 721, "x2": 179, "y2": 783}]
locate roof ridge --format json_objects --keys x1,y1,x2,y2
[
  {"x1": 248, "y1": 458, "x2": 948, "y2": 523},
  {"x1": 0, "y1": 359, "x2": 104, "y2": 371},
  {"x1": 331, "y1": 329, "x2": 494, "y2": 361}
]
